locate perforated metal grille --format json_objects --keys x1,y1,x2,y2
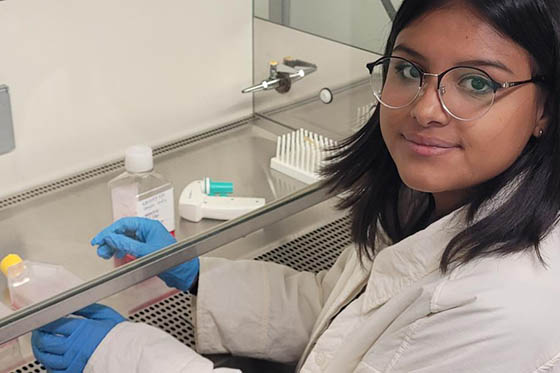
[
  {"x1": 8, "y1": 362, "x2": 46, "y2": 373},
  {"x1": 254, "y1": 216, "x2": 352, "y2": 272},
  {"x1": 9, "y1": 215, "x2": 351, "y2": 372},
  {"x1": 0, "y1": 118, "x2": 250, "y2": 211},
  {"x1": 128, "y1": 291, "x2": 195, "y2": 346}
]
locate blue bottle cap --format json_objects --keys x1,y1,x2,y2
[{"x1": 204, "y1": 178, "x2": 233, "y2": 196}]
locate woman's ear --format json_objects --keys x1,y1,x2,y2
[{"x1": 533, "y1": 91, "x2": 550, "y2": 138}]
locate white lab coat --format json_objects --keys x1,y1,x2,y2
[{"x1": 85, "y1": 208, "x2": 560, "y2": 372}]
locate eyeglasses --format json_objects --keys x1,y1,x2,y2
[{"x1": 366, "y1": 56, "x2": 546, "y2": 121}]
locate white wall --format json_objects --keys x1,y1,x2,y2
[{"x1": 0, "y1": 0, "x2": 253, "y2": 197}]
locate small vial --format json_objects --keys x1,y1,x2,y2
[{"x1": 108, "y1": 145, "x2": 175, "y2": 265}]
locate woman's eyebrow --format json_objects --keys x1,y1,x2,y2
[
  {"x1": 392, "y1": 44, "x2": 427, "y2": 62},
  {"x1": 455, "y1": 59, "x2": 514, "y2": 74},
  {"x1": 393, "y1": 44, "x2": 514, "y2": 74}
]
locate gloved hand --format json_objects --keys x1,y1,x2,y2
[
  {"x1": 91, "y1": 217, "x2": 200, "y2": 292},
  {"x1": 32, "y1": 303, "x2": 125, "y2": 373}
]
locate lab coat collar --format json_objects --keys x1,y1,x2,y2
[{"x1": 362, "y1": 208, "x2": 466, "y2": 312}]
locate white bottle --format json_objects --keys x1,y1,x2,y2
[
  {"x1": 1, "y1": 254, "x2": 83, "y2": 310},
  {"x1": 109, "y1": 145, "x2": 175, "y2": 233}
]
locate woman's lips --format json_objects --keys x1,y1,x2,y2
[{"x1": 402, "y1": 134, "x2": 460, "y2": 156}]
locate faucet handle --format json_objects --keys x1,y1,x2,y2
[
  {"x1": 241, "y1": 78, "x2": 282, "y2": 94},
  {"x1": 242, "y1": 57, "x2": 317, "y2": 94}
]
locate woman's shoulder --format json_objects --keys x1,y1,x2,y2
[
  {"x1": 441, "y1": 220, "x2": 560, "y2": 285},
  {"x1": 431, "y1": 225, "x2": 560, "y2": 334},
  {"x1": 438, "y1": 234, "x2": 560, "y2": 302},
  {"x1": 418, "y1": 232, "x2": 560, "y2": 370}
]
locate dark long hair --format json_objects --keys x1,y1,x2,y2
[{"x1": 322, "y1": 0, "x2": 560, "y2": 272}]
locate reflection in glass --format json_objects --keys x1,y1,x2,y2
[{"x1": 254, "y1": 0, "x2": 403, "y2": 53}]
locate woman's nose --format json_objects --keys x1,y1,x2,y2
[{"x1": 409, "y1": 78, "x2": 450, "y2": 127}]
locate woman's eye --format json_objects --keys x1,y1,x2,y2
[
  {"x1": 458, "y1": 75, "x2": 492, "y2": 94},
  {"x1": 394, "y1": 63, "x2": 420, "y2": 81}
]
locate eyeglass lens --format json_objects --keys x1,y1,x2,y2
[{"x1": 369, "y1": 57, "x2": 496, "y2": 120}]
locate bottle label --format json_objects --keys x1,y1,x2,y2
[
  {"x1": 111, "y1": 183, "x2": 139, "y2": 220},
  {"x1": 137, "y1": 188, "x2": 175, "y2": 232}
]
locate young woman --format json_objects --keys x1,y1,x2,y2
[{"x1": 31, "y1": 0, "x2": 560, "y2": 372}]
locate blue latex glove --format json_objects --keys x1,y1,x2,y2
[
  {"x1": 32, "y1": 304, "x2": 125, "y2": 373},
  {"x1": 91, "y1": 217, "x2": 200, "y2": 292}
]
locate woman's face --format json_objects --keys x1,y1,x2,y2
[{"x1": 380, "y1": 4, "x2": 548, "y2": 215}]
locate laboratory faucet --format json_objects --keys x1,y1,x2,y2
[{"x1": 242, "y1": 57, "x2": 317, "y2": 94}]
